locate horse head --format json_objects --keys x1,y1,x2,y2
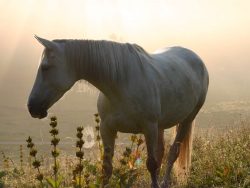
[{"x1": 28, "y1": 36, "x2": 76, "y2": 119}]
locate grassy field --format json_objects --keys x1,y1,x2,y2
[{"x1": 0, "y1": 116, "x2": 249, "y2": 188}]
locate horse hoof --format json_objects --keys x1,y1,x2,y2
[
  {"x1": 160, "y1": 181, "x2": 170, "y2": 188},
  {"x1": 151, "y1": 182, "x2": 160, "y2": 188}
]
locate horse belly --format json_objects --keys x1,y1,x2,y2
[{"x1": 97, "y1": 92, "x2": 143, "y2": 134}]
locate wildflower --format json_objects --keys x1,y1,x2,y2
[{"x1": 135, "y1": 157, "x2": 142, "y2": 166}]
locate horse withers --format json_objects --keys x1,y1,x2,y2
[{"x1": 28, "y1": 36, "x2": 209, "y2": 188}]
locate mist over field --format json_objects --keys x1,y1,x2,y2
[{"x1": 0, "y1": 0, "x2": 250, "y2": 159}]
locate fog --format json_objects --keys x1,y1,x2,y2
[{"x1": 0, "y1": 1, "x2": 250, "y2": 149}]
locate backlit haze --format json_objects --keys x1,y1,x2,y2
[{"x1": 0, "y1": 0, "x2": 250, "y2": 154}]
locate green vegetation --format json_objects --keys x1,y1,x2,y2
[{"x1": 0, "y1": 116, "x2": 249, "y2": 188}]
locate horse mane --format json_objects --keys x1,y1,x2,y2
[{"x1": 60, "y1": 39, "x2": 152, "y2": 83}]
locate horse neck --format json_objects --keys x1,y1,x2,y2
[{"x1": 67, "y1": 40, "x2": 129, "y2": 99}]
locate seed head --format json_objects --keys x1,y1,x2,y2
[
  {"x1": 32, "y1": 160, "x2": 41, "y2": 168},
  {"x1": 50, "y1": 116, "x2": 57, "y2": 121},
  {"x1": 27, "y1": 142, "x2": 34, "y2": 148},
  {"x1": 76, "y1": 132, "x2": 83, "y2": 139},
  {"x1": 26, "y1": 136, "x2": 32, "y2": 143},
  {"x1": 95, "y1": 117, "x2": 100, "y2": 123},
  {"x1": 95, "y1": 125, "x2": 100, "y2": 131},
  {"x1": 50, "y1": 121, "x2": 57, "y2": 128},
  {"x1": 76, "y1": 140, "x2": 85, "y2": 148},
  {"x1": 51, "y1": 150, "x2": 60, "y2": 157},
  {"x1": 76, "y1": 151, "x2": 84, "y2": 159},
  {"x1": 76, "y1": 163, "x2": 84, "y2": 172},
  {"x1": 36, "y1": 174, "x2": 44, "y2": 181},
  {"x1": 96, "y1": 135, "x2": 101, "y2": 141},
  {"x1": 50, "y1": 128, "x2": 59, "y2": 136},
  {"x1": 53, "y1": 165, "x2": 59, "y2": 173},
  {"x1": 51, "y1": 137, "x2": 60, "y2": 146},
  {"x1": 77, "y1": 126, "x2": 84, "y2": 132},
  {"x1": 30, "y1": 149, "x2": 37, "y2": 157}
]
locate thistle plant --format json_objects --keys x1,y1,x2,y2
[
  {"x1": 94, "y1": 113, "x2": 103, "y2": 160},
  {"x1": 26, "y1": 136, "x2": 44, "y2": 186},
  {"x1": 73, "y1": 126, "x2": 85, "y2": 188},
  {"x1": 19, "y1": 145, "x2": 24, "y2": 171},
  {"x1": 47, "y1": 116, "x2": 62, "y2": 188},
  {"x1": 1, "y1": 151, "x2": 9, "y2": 170}
]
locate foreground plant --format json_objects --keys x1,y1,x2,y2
[
  {"x1": 26, "y1": 136, "x2": 44, "y2": 186},
  {"x1": 47, "y1": 116, "x2": 63, "y2": 188},
  {"x1": 94, "y1": 113, "x2": 103, "y2": 160},
  {"x1": 19, "y1": 145, "x2": 24, "y2": 172},
  {"x1": 112, "y1": 134, "x2": 145, "y2": 187},
  {"x1": 73, "y1": 126, "x2": 85, "y2": 188}
]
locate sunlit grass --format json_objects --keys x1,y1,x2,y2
[{"x1": 0, "y1": 116, "x2": 249, "y2": 187}]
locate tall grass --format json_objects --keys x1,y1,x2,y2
[{"x1": 0, "y1": 116, "x2": 249, "y2": 188}]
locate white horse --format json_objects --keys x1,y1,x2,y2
[{"x1": 28, "y1": 36, "x2": 209, "y2": 188}]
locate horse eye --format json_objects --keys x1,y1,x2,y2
[
  {"x1": 41, "y1": 64, "x2": 50, "y2": 71},
  {"x1": 47, "y1": 50, "x2": 56, "y2": 59}
]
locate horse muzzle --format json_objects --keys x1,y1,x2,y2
[{"x1": 27, "y1": 100, "x2": 48, "y2": 119}]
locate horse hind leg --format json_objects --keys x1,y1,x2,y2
[{"x1": 161, "y1": 119, "x2": 194, "y2": 188}]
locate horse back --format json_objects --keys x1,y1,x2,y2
[{"x1": 151, "y1": 47, "x2": 209, "y2": 126}]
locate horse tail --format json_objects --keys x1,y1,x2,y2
[{"x1": 173, "y1": 120, "x2": 195, "y2": 184}]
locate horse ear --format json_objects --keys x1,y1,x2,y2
[{"x1": 34, "y1": 35, "x2": 57, "y2": 50}]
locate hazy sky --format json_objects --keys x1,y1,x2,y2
[{"x1": 0, "y1": 0, "x2": 250, "y2": 102}]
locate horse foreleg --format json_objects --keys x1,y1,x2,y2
[
  {"x1": 100, "y1": 124, "x2": 116, "y2": 187},
  {"x1": 157, "y1": 128, "x2": 165, "y2": 175},
  {"x1": 144, "y1": 122, "x2": 160, "y2": 188}
]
